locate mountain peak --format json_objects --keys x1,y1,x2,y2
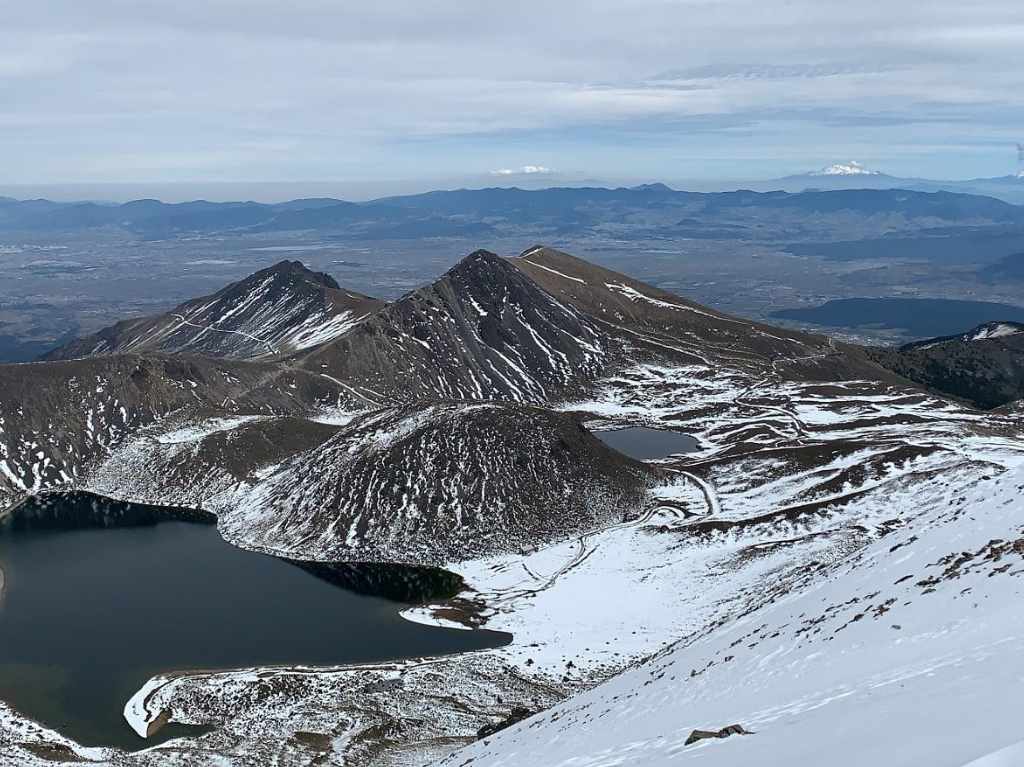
[
  {"x1": 301, "y1": 247, "x2": 610, "y2": 403},
  {"x1": 810, "y1": 160, "x2": 882, "y2": 177},
  {"x1": 464, "y1": 248, "x2": 502, "y2": 263},
  {"x1": 445, "y1": 249, "x2": 513, "y2": 282},
  {"x1": 44, "y1": 260, "x2": 380, "y2": 361},
  {"x1": 440, "y1": 248, "x2": 560, "y2": 311},
  {"x1": 269, "y1": 258, "x2": 307, "y2": 270},
  {"x1": 261, "y1": 259, "x2": 341, "y2": 290},
  {"x1": 630, "y1": 182, "x2": 674, "y2": 192}
]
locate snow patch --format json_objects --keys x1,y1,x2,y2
[
  {"x1": 968, "y1": 322, "x2": 1022, "y2": 341},
  {"x1": 154, "y1": 416, "x2": 262, "y2": 445},
  {"x1": 811, "y1": 160, "x2": 881, "y2": 176}
]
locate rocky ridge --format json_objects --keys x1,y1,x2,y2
[
  {"x1": 294, "y1": 250, "x2": 612, "y2": 404},
  {"x1": 44, "y1": 260, "x2": 382, "y2": 361}
]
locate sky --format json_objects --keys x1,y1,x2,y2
[{"x1": 1, "y1": 0, "x2": 1023, "y2": 199}]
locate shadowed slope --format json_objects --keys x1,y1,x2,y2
[
  {"x1": 869, "y1": 321, "x2": 1024, "y2": 409},
  {"x1": 297, "y1": 250, "x2": 612, "y2": 404}
]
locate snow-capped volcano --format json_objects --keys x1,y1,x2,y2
[{"x1": 810, "y1": 160, "x2": 882, "y2": 176}]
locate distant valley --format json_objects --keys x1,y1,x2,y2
[{"x1": 3, "y1": 185, "x2": 1024, "y2": 362}]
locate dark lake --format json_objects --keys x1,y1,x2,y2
[
  {"x1": 0, "y1": 493, "x2": 509, "y2": 750},
  {"x1": 594, "y1": 427, "x2": 699, "y2": 460},
  {"x1": 771, "y1": 297, "x2": 1024, "y2": 340}
]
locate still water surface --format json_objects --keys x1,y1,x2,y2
[
  {"x1": 0, "y1": 493, "x2": 509, "y2": 749},
  {"x1": 594, "y1": 427, "x2": 699, "y2": 460}
]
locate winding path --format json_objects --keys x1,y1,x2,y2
[{"x1": 170, "y1": 313, "x2": 279, "y2": 356}]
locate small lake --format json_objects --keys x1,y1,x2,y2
[
  {"x1": 593, "y1": 427, "x2": 699, "y2": 460},
  {"x1": 0, "y1": 493, "x2": 509, "y2": 750}
]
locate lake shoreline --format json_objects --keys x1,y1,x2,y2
[
  {"x1": 0, "y1": 493, "x2": 509, "y2": 751},
  {"x1": 0, "y1": 418, "x2": 700, "y2": 760}
]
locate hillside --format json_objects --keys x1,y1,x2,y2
[
  {"x1": 979, "y1": 251, "x2": 1024, "y2": 281},
  {"x1": 512, "y1": 246, "x2": 896, "y2": 383},
  {"x1": 295, "y1": 250, "x2": 613, "y2": 404},
  {"x1": 89, "y1": 403, "x2": 656, "y2": 563},
  {"x1": 43, "y1": 260, "x2": 382, "y2": 361},
  {"x1": 869, "y1": 321, "x2": 1024, "y2": 409},
  {"x1": 514, "y1": 246, "x2": 823, "y2": 359}
]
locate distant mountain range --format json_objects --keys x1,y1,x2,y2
[{"x1": 1, "y1": 184, "x2": 1022, "y2": 240}]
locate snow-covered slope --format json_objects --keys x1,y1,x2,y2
[
  {"x1": 451, "y1": 459, "x2": 1024, "y2": 767},
  {"x1": 904, "y1": 320, "x2": 1024, "y2": 348},
  {"x1": 56, "y1": 343, "x2": 1021, "y2": 767},
  {"x1": 44, "y1": 260, "x2": 382, "y2": 361},
  {"x1": 965, "y1": 321, "x2": 1023, "y2": 342}
]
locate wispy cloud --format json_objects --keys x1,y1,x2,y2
[{"x1": 489, "y1": 165, "x2": 552, "y2": 176}]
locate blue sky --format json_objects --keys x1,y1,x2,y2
[{"x1": 1, "y1": 0, "x2": 1022, "y2": 198}]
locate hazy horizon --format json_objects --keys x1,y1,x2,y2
[
  {"x1": 0, "y1": 174, "x2": 662, "y2": 204},
  {"x1": 1, "y1": 164, "x2": 1021, "y2": 205}
]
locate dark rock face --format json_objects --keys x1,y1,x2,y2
[
  {"x1": 43, "y1": 260, "x2": 382, "y2": 361},
  {"x1": 0, "y1": 353, "x2": 339, "y2": 502},
  {"x1": 298, "y1": 250, "x2": 612, "y2": 404},
  {"x1": 477, "y1": 707, "x2": 534, "y2": 739},
  {"x1": 869, "y1": 322, "x2": 1024, "y2": 409},
  {"x1": 685, "y1": 723, "x2": 750, "y2": 746}
]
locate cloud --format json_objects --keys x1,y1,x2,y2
[
  {"x1": 490, "y1": 165, "x2": 552, "y2": 176},
  {"x1": 1, "y1": 0, "x2": 1022, "y2": 185}
]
